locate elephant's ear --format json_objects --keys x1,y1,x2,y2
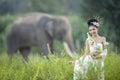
[{"x1": 45, "y1": 21, "x2": 53, "y2": 37}]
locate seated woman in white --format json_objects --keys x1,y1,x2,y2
[{"x1": 71, "y1": 18, "x2": 108, "y2": 80}]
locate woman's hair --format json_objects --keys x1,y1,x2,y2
[{"x1": 87, "y1": 18, "x2": 99, "y2": 28}]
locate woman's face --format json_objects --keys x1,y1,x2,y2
[{"x1": 88, "y1": 26, "x2": 98, "y2": 36}]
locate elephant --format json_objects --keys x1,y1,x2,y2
[{"x1": 6, "y1": 12, "x2": 76, "y2": 61}]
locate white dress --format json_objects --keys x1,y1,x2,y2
[{"x1": 73, "y1": 38, "x2": 107, "y2": 80}]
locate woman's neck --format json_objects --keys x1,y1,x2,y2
[
  {"x1": 91, "y1": 34, "x2": 101, "y2": 43},
  {"x1": 92, "y1": 34, "x2": 99, "y2": 38}
]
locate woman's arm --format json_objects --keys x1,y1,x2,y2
[
  {"x1": 94, "y1": 37, "x2": 107, "y2": 59},
  {"x1": 100, "y1": 37, "x2": 108, "y2": 58},
  {"x1": 82, "y1": 39, "x2": 90, "y2": 61},
  {"x1": 102, "y1": 37, "x2": 106, "y2": 49}
]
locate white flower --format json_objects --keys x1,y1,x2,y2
[
  {"x1": 95, "y1": 42, "x2": 109, "y2": 54},
  {"x1": 92, "y1": 22, "x2": 99, "y2": 27},
  {"x1": 95, "y1": 45, "x2": 103, "y2": 53},
  {"x1": 105, "y1": 42, "x2": 109, "y2": 46},
  {"x1": 104, "y1": 42, "x2": 109, "y2": 48}
]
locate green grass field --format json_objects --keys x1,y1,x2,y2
[{"x1": 0, "y1": 51, "x2": 120, "y2": 80}]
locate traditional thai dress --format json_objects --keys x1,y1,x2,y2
[{"x1": 73, "y1": 35, "x2": 108, "y2": 80}]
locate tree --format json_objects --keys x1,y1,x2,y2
[
  {"x1": 78, "y1": 0, "x2": 120, "y2": 48},
  {"x1": 0, "y1": 0, "x2": 65, "y2": 14},
  {"x1": 0, "y1": 0, "x2": 30, "y2": 14},
  {"x1": 29, "y1": 0, "x2": 62, "y2": 13}
]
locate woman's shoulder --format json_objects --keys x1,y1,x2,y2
[
  {"x1": 99, "y1": 36, "x2": 106, "y2": 42},
  {"x1": 100, "y1": 36, "x2": 106, "y2": 40}
]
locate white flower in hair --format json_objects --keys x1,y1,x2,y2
[{"x1": 92, "y1": 22, "x2": 99, "y2": 27}]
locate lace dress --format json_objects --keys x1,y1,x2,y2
[{"x1": 73, "y1": 38, "x2": 107, "y2": 80}]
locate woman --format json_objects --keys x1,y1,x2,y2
[{"x1": 70, "y1": 18, "x2": 108, "y2": 80}]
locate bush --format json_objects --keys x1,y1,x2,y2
[{"x1": 0, "y1": 15, "x2": 17, "y2": 52}]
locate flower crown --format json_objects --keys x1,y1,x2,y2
[{"x1": 91, "y1": 22, "x2": 99, "y2": 27}]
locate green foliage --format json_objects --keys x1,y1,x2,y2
[
  {"x1": 0, "y1": 15, "x2": 17, "y2": 52},
  {"x1": 78, "y1": 0, "x2": 120, "y2": 48},
  {"x1": 105, "y1": 53, "x2": 120, "y2": 80},
  {"x1": 29, "y1": 0, "x2": 64, "y2": 14},
  {"x1": 0, "y1": 0, "x2": 26, "y2": 14},
  {"x1": 0, "y1": 51, "x2": 120, "y2": 80},
  {"x1": 0, "y1": 53, "x2": 74, "y2": 80},
  {"x1": 0, "y1": 0, "x2": 66, "y2": 14}
]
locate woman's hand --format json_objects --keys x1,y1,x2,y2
[
  {"x1": 91, "y1": 52, "x2": 102, "y2": 59},
  {"x1": 68, "y1": 61, "x2": 75, "y2": 65}
]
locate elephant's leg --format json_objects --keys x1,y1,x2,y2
[
  {"x1": 7, "y1": 48, "x2": 18, "y2": 63},
  {"x1": 39, "y1": 43, "x2": 49, "y2": 59},
  {"x1": 49, "y1": 41, "x2": 55, "y2": 54},
  {"x1": 19, "y1": 47, "x2": 31, "y2": 62}
]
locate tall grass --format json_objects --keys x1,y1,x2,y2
[
  {"x1": 105, "y1": 53, "x2": 120, "y2": 80},
  {"x1": 0, "y1": 53, "x2": 74, "y2": 80},
  {"x1": 0, "y1": 51, "x2": 120, "y2": 80}
]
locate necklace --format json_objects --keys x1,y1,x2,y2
[{"x1": 92, "y1": 35, "x2": 101, "y2": 43}]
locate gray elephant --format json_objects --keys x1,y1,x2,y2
[{"x1": 6, "y1": 12, "x2": 76, "y2": 61}]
